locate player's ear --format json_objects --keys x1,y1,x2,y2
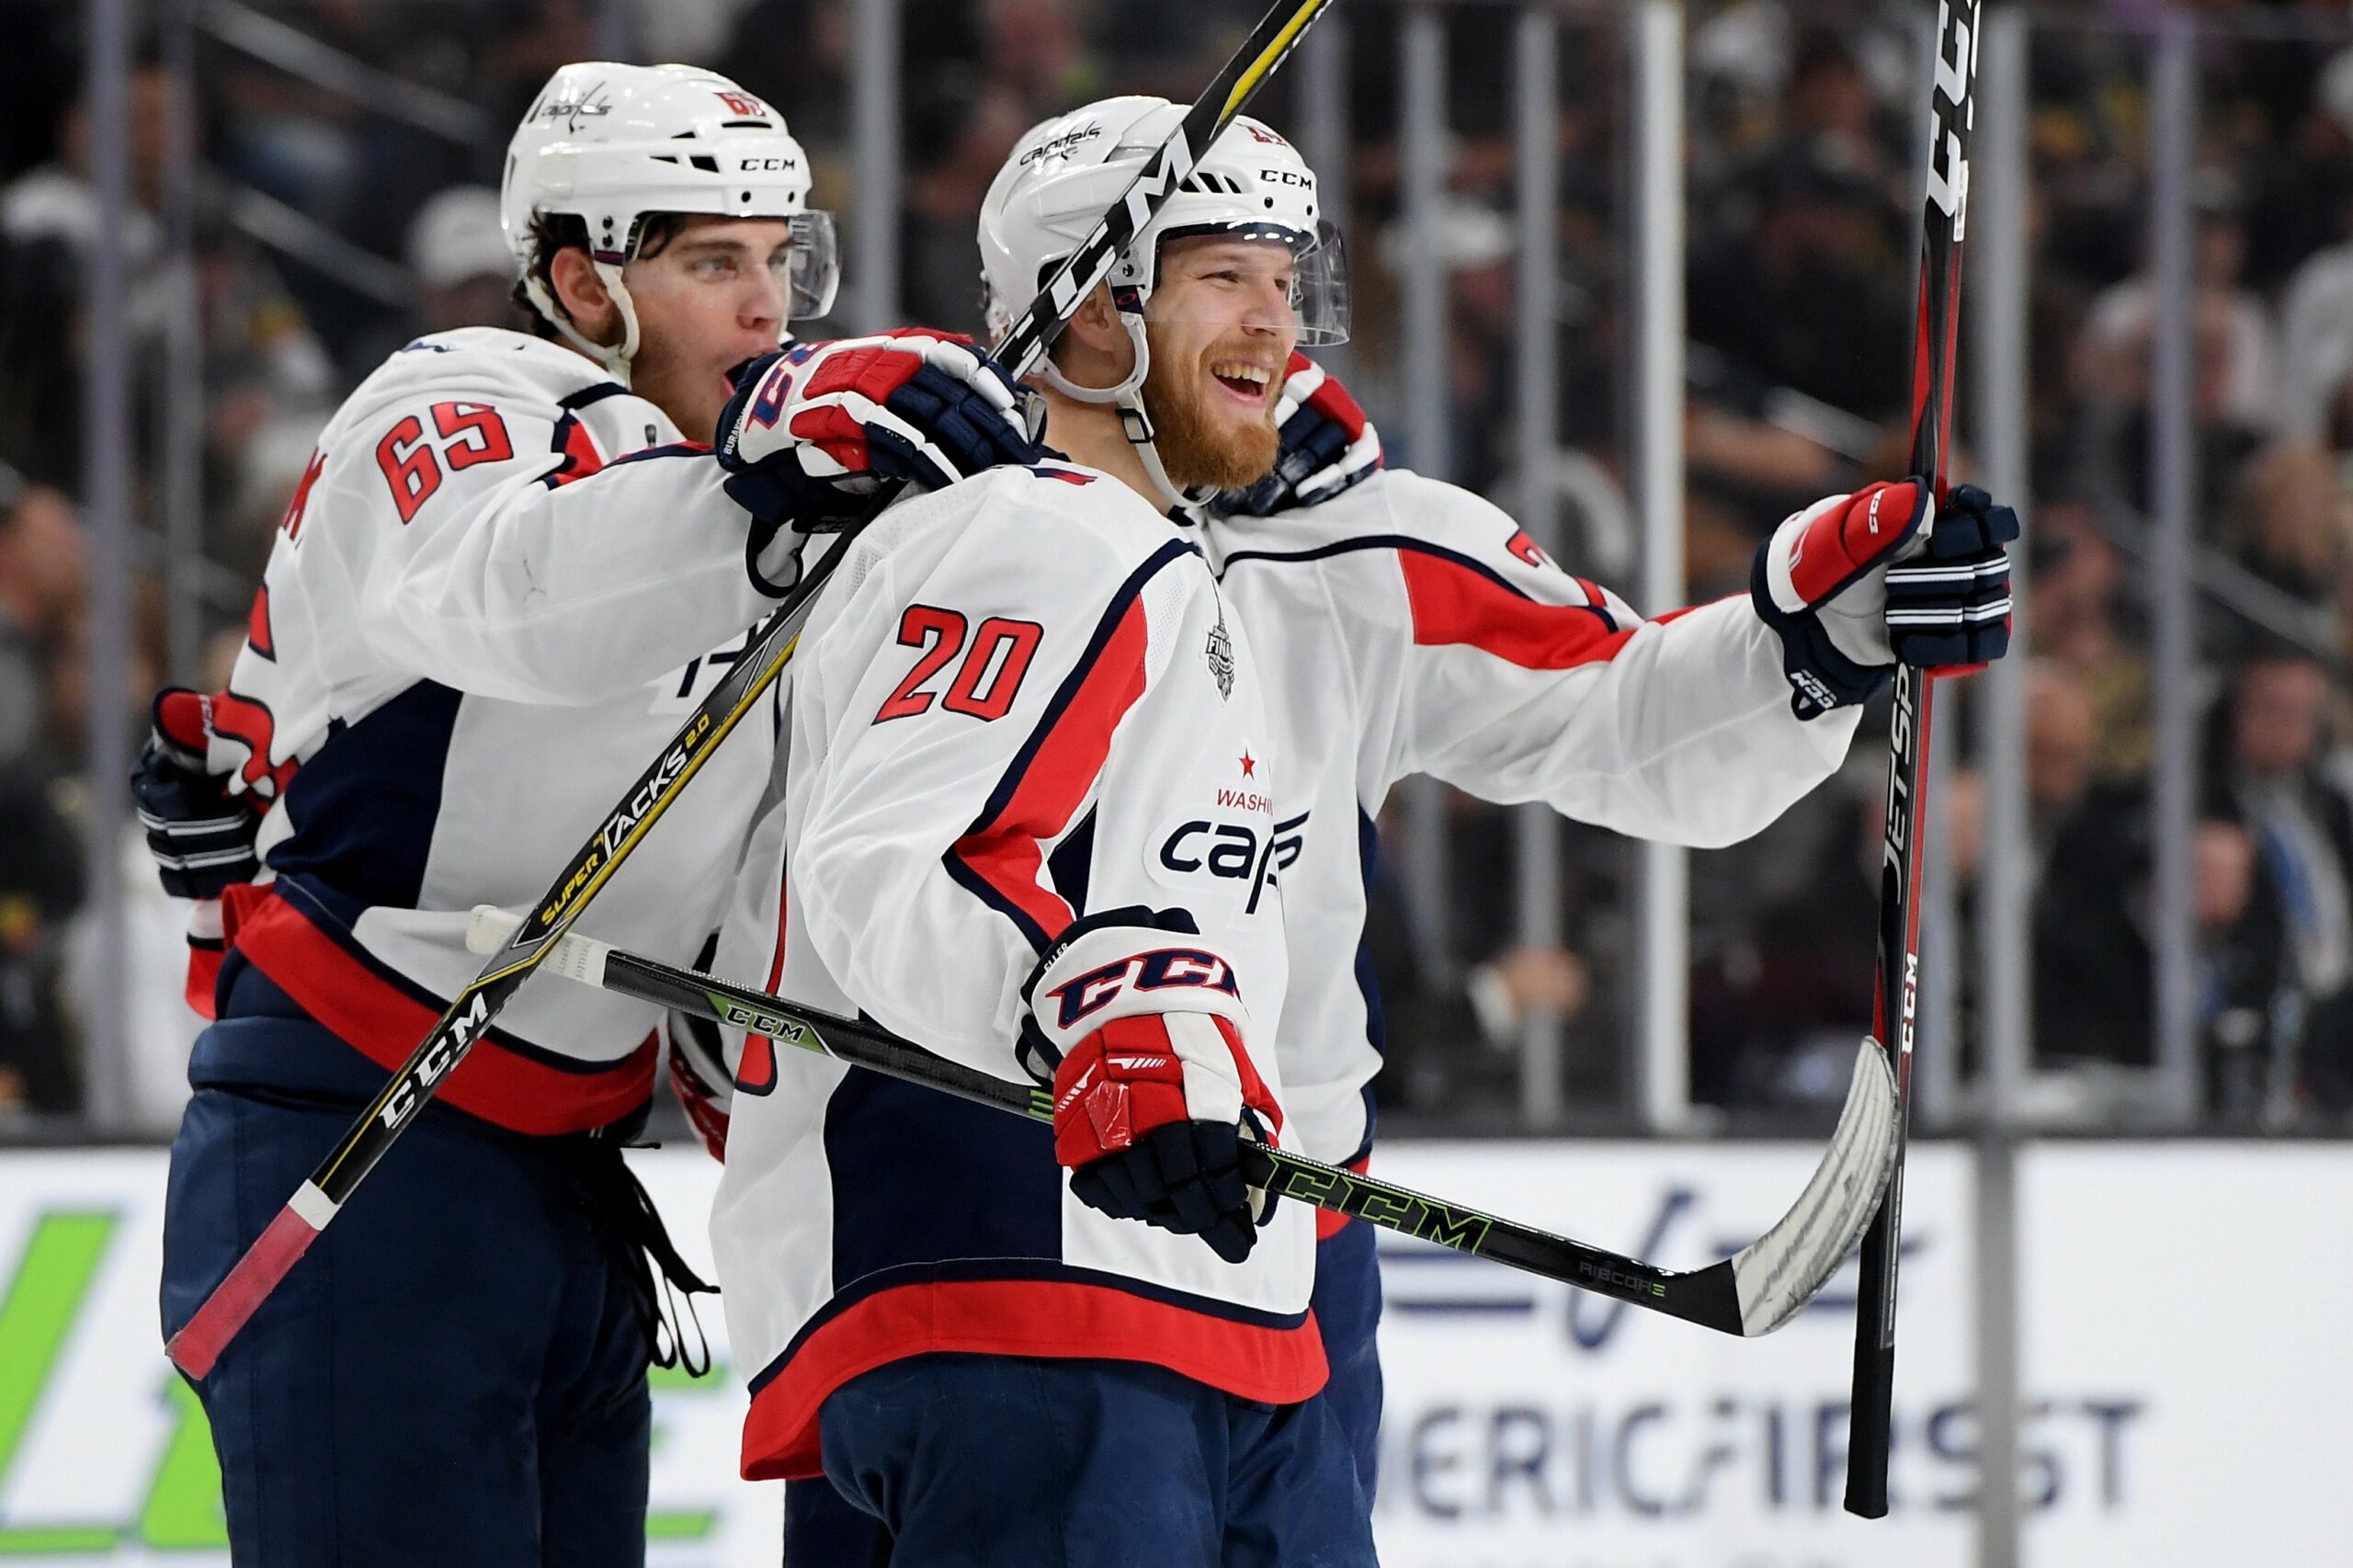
[
  {"x1": 1054, "y1": 283, "x2": 1133, "y2": 374},
  {"x1": 548, "y1": 245, "x2": 622, "y2": 347}
]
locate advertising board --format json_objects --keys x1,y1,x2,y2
[{"x1": 0, "y1": 1140, "x2": 2345, "y2": 1564}]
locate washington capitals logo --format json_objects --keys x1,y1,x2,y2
[
  {"x1": 537, "y1": 82, "x2": 613, "y2": 135},
  {"x1": 1205, "y1": 608, "x2": 1235, "y2": 699}
]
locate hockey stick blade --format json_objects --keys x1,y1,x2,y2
[
  {"x1": 471, "y1": 908, "x2": 1897, "y2": 1335},
  {"x1": 165, "y1": 0, "x2": 1342, "y2": 1383},
  {"x1": 1725, "y1": 1040, "x2": 1899, "y2": 1334}
]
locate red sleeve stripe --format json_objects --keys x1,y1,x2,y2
[
  {"x1": 244, "y1": 585, "x2": 276, "y2": 661},
  {"x1": 945, "y1": 539, "x2": 1192, "y2": 951},
  {"x1": 1398, "y1": 547, "x2": 1635, "y2": 671},
  {"x1": 541, "y1": 412, "x2": 608, "y2": 488},
  {"x1": 736, "y1": 868, "x2": 790, "y2": 1096}
]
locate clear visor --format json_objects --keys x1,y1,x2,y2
[
  {"x1": 785, "y1": 210, "x2": 840, "y2": 321},
  {"x1": 1142, "y1": 219, "x2": 1350, "y2": 347}
]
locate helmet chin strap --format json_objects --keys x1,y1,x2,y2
[
  {"x1": 522, "y1": 261, "x2": 642, "y2": 388},
  {"x1": 1040, "y1": 311, "x2": 1213, "y2": 520}
]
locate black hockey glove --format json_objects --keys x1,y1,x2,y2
[
  {"x1": 1751, "y1": 479, "x2": 2018, "y2": 719},
  {"x1": 131, "y1": 688, "x2": 261, "y2": 899}
]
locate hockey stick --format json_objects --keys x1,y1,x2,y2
[
  {"x1": 1842, "y1": 0, "x2": 1984, "y2": 1518},
  {"x1": 165, "y1": 0, "x2": 1344, "y2": 1381},
  {"x1": 466, "y1": 907, "x2": 1898, "y2": 1336}
]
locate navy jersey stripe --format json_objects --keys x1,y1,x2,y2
[
  {"x1": 556, "y1": 381, "x2": 631, "y2": 411},
  {"x1": 604, "y1": 441, "x2": 710, "y2": 468},
  {"x1": 1353, "y1": 806, "x2": 1386, "y2": 1159},
  {"x1": 267, "y1": 680, "x2": 461, "y2": 911},
  {"x1": 821, "y1": 1067, "x2": 1065, "y2": 1310}
]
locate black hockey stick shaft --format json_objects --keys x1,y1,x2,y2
[
  {"x1": 165, "y1": 0, "x2": 1343, "y2": 1381},
  {"x1": 1844, "y1": 0, "x2": 1983, "y2": 1518},
  {"x1": 548, "y1": 931, "x2": 1759, "y2": 1335}
]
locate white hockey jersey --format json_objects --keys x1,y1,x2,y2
[
  {"x1": 194, "y1": 326, "x2": 783, "y2": 1135},
  {"x1": 1195, "y1": 468, "x2": 1863, "y2": 1168},
  {"x1": 708, "y1": 461, "x2": 1320, "y2": 1483}
]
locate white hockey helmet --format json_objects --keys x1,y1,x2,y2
[
  {"x1": 978, "y1": 96, "x2": 1349, "y2": 508},
  {"x1": 501, "y1": 62, "x2": 839, "y2": 381}
]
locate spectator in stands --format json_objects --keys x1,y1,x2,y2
[
  {"x1": 2067, "y1": 197, "x2": 2273, "y2": 524},
  {"x1": 2079, "y1": 190, "x2": 2280, "y2": 438},
  {"x1": 0, "y1": 469, "x2": 85, "y2": 1122},
  {"x1": 0, "y1": 62, "x2": 174, "y2": 486},
  {"x1": 407, "y1": 186, "x2": 528, "y2": 335},
  {"x1": 2209, "y1": 645, "x2": 2353, "y2": 1118},
  {"x1": 1366, "y1": 797, "x2": 1599, "y2": 1122},
  {"x1": 1688, "y1": 134, "x2": 1911, "y2": 440},
  {"x1": 2029, "y1": 501, "x2": 2152, "y2": 778},
  {"x1": 0, "y1": 469, "x2": 81, "y2": 770},
  {"x1": 2227, "y1": 438, "x2": 2352, "y2": 615},
  {"x1": 1692, "y1": 766, "x2": 1984, "y2": 1110},
  {"x1": 900, "y1": 80, "x2": 1029, "y2": 335}
]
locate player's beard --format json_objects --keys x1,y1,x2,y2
[{"x1": 1142, "y1": 338, "x2": 1283, "y2": 491}]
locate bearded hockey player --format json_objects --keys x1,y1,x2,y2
[
  {"x1": 146, "y1": 62, "x2": 1034, "y2": 1567},
  {"x1": 705, "y1": 98, "x2": 1378, "y2": 1565},
  {"x1": 755, "y1": 98, "x2": 2018, "y2": 1562}
]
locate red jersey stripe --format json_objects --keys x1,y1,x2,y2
[
  {"x1": 948, "y1": 597, "x2": 1151, "y2": 943},
  {"x1": 738, "y1": 1278, "x2": 1328, "y2": 1481},
  {"x1": 1398, "y1": 551, "x2": 1637, "y2": 671},
  {"x1": 223, "y1": 885, "x2": 655, "y2": 1135}
]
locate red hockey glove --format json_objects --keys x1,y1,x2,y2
[
  {"x1": 1751, "y1": 479, "x2": 2018, "y2": 719},
  {"x1": 665, "y1": 1008, "x2": 735, "y2": 1162},
  {"x1": 1019, "y1": 907, "x2": 1280, "y2": 1265},
  {"x1": 1214, "y1": 351, "x2": 1382, "y2": 517}
]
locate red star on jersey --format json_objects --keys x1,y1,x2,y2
[{"x1": 1238, "y1": 750, "x2": 1256, "y2": 778}]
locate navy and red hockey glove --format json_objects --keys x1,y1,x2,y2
[
  {"x1": 1751, "y1": 479, "x2": 2018, "y2": 720},
  {"x1": 1214, "y1": 351, "x2": 1382, "y2": 517},
  {"x1": 131, "y1": 687, "x2": 261, "y2": 899},
  {"x1": 1018, "y1": 907, "x2": 1280, "y2": 1265},
  {"x1": 665, "y1": 1007, "x2": 735, "y2": 1162},
  {"x1": 717, "y1": 330, "x2": 1042, "y2": 587}
]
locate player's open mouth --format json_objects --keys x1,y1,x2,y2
[{"x1": 1211, "y1": 359, "x2": 1276, "y2": 405}]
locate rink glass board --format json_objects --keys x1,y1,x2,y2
[{"x1": 0, "y1": 1142, "x2": 2345, "y2": 1565}]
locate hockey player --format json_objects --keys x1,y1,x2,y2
[
  {"x1": 1190, "y1": 358, "x2": 2016, "y2": 1500},
  {"x1": 147, "y1": 63, "x2": 1036, "y2": 1567},
  {"x1": 754, "y1": 97, "x2": 2018, "y2": 1560},
  {"x1": 705, "y1": 97, "x2": 1378, "y2": 1565}
]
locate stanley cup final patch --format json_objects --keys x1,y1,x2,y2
[{"x1": 1205, "y1": 607, "x2": 1235, "y2": 699}]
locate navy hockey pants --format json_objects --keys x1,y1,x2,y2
[
  {"x1": 811, "y1": 1352, "x2": 1375, "y2": 1568},
  {"x1": 160, "y1": 1010, "x2": 656, "y2": 1568},
  {"x1": 784, "y1": 1221, "x2": 1386, "y2": 1564}
]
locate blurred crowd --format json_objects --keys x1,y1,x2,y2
[{"x1": 6, "y1": 0, "x2": 2353, "y2": 1137}]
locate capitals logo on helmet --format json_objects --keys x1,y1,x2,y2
[{"x1": 977, "y1": 95, "x2": 1348, "y2": 347}]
